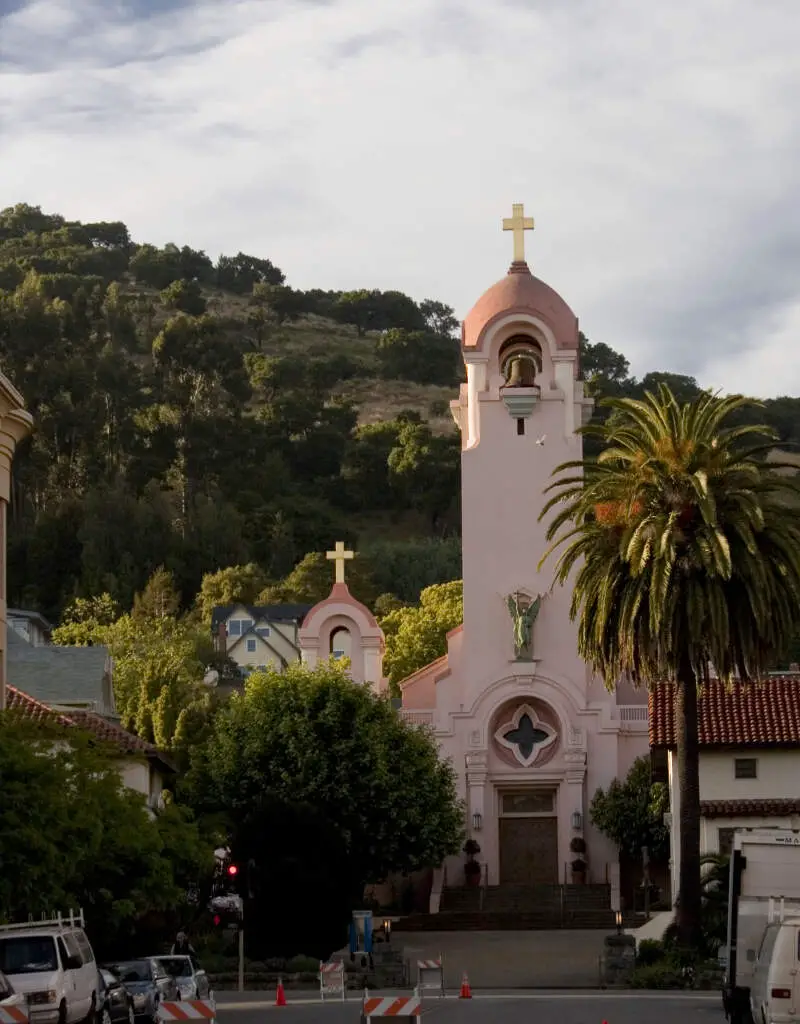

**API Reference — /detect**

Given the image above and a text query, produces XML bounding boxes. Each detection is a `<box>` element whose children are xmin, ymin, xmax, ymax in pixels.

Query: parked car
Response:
<box><xmin>106</xmin><ymin>961</ymin><xmax>177</xmax><ymax>1022</ymax></box>
<box><xmin>0</xmin><ymin>911</ymin><xmax>98</xmax><ymax>1024</ymax></box>
<box><xmin>149</xmin><ymin>959</ymin><xmax>210</xmax><ymax>1002</ymax></box>
<box><xmin>750</xmin><ymin>916</ymin><xmax>800</xmax><ymax>1024</ymax></box>
<box><xmin>96</xmin><ymin>969</ymin><xmax>134</xmax><ymax>1024</ymax></box>
<box><xmin>0</xmin><ymin>968</ymin><xmax>27</xmax><ymax>1018</ymax></box>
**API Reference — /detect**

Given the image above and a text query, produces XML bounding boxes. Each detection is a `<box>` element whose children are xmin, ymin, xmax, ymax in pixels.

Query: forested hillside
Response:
<box><xmin>2</xmin><ymin>202</ymin><xmax>799</xmax><ymax>623</ymax></box>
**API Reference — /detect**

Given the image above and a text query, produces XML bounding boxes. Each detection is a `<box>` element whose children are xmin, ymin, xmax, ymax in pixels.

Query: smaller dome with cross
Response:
<box><xmin>462</xmin><ymin>203</ymin><xmax>579</xmax><ymax>355</ymax></box>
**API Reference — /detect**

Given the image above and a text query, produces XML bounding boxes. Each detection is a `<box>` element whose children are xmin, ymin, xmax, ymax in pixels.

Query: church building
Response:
<box><xmin>398</xmin><ymin>205</ymin><xmax>650</xmax><ymax>901</ymax></box>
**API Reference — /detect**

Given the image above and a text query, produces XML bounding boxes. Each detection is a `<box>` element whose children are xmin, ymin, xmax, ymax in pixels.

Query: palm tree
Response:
<box><xmin>540</xmin><ymin>385</ymin><xmax>800</xmax><ymax>948</ymax></box>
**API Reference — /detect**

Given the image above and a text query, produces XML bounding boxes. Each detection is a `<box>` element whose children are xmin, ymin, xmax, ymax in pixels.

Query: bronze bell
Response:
<box><xmin>505</xmin><ymin>355</ymin><xmax>537</xmax><ymax>388</ymax></box>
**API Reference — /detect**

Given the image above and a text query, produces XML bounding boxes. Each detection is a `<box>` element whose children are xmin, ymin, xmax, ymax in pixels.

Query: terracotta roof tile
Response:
<box><xmin>649</xmin><ymin>677</ymin><xmax>800</xmax><ymax>748</ymax></box>
<box><xmin>5</xmin><ymin>685</ymin><xmax>174</xmax><ymax>771</ymax></box>
<box><xmin>702</xmin><ymin>799</ymin><xmax>800</xmax><ymax>818</ymax></box>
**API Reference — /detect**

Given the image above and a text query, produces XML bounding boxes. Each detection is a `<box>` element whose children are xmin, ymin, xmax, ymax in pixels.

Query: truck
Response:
<box><xmin>722</xmin><ymin>828</ymin><xmax>800</xmax><ymax>1024</ymax></box>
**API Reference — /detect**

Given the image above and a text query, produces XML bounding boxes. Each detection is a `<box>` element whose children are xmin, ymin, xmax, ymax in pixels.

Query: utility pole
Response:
<box><xmin>238</xmin><ymin>896</ymin><xmax>244</xmax><ymax>993</ymax></box>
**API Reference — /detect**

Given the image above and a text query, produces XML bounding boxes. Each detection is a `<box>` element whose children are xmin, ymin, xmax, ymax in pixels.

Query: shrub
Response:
<box><xmin>636</xmin><ymin>939</ymin><xmax>665</xmax><ymax>967</ymax></box>
<box><xmin>629</xmin><ymin>963</ymin><xmax>683</xmax><ymax>989</ymax></box>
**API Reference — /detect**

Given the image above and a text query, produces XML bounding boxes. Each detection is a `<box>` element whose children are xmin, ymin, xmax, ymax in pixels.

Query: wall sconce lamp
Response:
<box><xmin>571</xmin><ymin>811</ymin><xmax>583</xmax><ymax>831</ymax></box>
<box><xmin>615</xmin><ymin>910</ymin><xmax>623</xmax><ymax>935</ymax></box>
<box><xmin>382</xmin><ymin>918</ymin><xmax>392</xmax><ymax>942</ymax></box>
<box><xmin>472</xmin><ymin>812</ymin><xmax>483</xmax><ymax>831</ymax></box>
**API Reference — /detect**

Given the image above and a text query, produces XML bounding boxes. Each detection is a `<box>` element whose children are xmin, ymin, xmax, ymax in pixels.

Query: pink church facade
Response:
<box><xmin>397</xmin><ymin>235</ymin><xmax>650</xmax><ymax>900</ymax></box>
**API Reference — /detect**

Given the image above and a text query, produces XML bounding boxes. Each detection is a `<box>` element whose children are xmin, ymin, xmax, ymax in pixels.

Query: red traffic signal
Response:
<box><xmin>213</xmin><ymin>914</ymin><xmax>221</xmax><ymax>927</ymax></box>
<box><xmin>227</xmin><ymin>864</ymin><xmax>238</xmax><ymax>877</ymax></box>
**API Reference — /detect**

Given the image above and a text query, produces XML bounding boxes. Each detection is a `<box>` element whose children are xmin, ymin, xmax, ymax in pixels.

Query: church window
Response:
<box><xmin>501</xmin><ymin>791</ymin><xmax>554</xmax><ymax>815</ymax></box>
<box><xmin>246</xmin><ymin>638</ymin><xmax>257</xmax><ymax>653</ymax></box>
<box><xmin>502</xmin><ymin>713</ymin><xmax>550</xmax><ymax>760</ymax></box>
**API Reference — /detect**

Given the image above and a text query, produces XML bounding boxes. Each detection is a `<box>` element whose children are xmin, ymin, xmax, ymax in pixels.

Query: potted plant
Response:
<box><xmin>569</xmin><ymin>836</ymin><xmax>587</xmax><ymax>855</ymax></box>
<box><xmin>463</xmin><ymin>839</ymin><xmax>482</xmax><ymax>887</ymax></box>
<box><xmin>571</xmin><ymin>857</ymin><xmax>587</xmax><ymax>884</ymax></box>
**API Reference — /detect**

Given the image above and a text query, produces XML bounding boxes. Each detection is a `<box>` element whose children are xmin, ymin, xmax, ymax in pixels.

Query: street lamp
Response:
<box><xmin>383</xmin><ymin>918</ymin><xmax>392</xmax><ymax>942</ymax></box>
<box><xmin>615</xmin><ymin>910</ymin><xmax>623</xmax><ymax>935</ymax></box>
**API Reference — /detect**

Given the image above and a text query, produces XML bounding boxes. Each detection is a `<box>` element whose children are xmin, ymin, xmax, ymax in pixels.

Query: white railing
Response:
<box><xmin>616</xmin><ymin>705</ymin><xmax>649</xmax><ymax>728</ymax></box>
<box><xmin>399</xmin><ymin>709</ymin><xmax>435</xmax><ymax>727</ymax></box>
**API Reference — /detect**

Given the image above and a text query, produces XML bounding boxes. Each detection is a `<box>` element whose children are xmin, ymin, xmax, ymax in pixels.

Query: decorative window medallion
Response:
<box><xmin>494</xmin><ymin>704</ymin><xmax>557</xmax><ymax>767</ymax></box>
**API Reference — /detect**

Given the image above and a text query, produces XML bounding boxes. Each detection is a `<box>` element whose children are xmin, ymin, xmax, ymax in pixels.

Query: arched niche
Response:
<box><xmin>330</xmin><ymin>626</ymin><xmax>352</xmax><ymax>661</ymax></box>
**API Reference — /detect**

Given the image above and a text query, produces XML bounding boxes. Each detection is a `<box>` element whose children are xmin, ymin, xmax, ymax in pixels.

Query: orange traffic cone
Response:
<box><xmin>459</xmin><ymin>971</ymin><xmax>472</xmax><ymax>999</ymax></box>
<box><xmin>275</xmin><ymin>977</ymin><xmax>287</xmax><ymax>1006</ymax></box>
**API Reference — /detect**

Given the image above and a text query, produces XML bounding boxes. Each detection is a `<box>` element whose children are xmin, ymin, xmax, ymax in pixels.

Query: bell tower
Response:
<box><xmin>450</xmin><ymin>206</ymin><xmax>594</xmax><ymax>699</ymax></box>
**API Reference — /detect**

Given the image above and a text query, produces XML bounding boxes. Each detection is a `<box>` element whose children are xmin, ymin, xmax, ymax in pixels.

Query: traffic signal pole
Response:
<box><xmin>238</xmin><ymin>896</ymin><xmax>244</xmax><ymax>993</ymax></box>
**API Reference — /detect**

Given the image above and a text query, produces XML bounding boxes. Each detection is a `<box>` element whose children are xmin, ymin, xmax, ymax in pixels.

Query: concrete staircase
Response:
<box><xmin>393</xmin><ymin>883</ymin><xmax>616</xmax><ymax>932</ymax></box>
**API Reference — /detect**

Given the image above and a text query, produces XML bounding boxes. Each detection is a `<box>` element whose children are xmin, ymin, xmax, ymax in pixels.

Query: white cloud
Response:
<box><xmin>1</xmin><ymin>0</ymin><xmax>800</xmax><ymax>396</ymax></box>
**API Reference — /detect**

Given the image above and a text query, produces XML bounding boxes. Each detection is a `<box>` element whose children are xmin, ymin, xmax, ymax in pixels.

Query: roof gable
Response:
<box><xmin>649</xmin><ymin>677</ymin><xmax>800</xmax><ymax>749</ymax></box>
<box><xmin>211</xmin><ymin>604</ymin><xmax>313</xmax><ymax>630</ymax></box>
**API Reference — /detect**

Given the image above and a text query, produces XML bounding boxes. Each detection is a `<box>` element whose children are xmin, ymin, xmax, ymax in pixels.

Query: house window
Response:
<box><xmin>257</xmin><ymin>665</ymin><xmax>266</xmax><ymax>672</ymax></box>
<box><xmin>734</xmin><ymin>758</ymin><xmax>758</xmax><ymax>779</ymax></box>
<box><xmin>246</xmin><ymin>638</ymin><xmax>257</xmax><ymax>653</ymax></box>
<box><xmin>718</xmin><ymin>828</ymin><xmax>736</xmax><ymax>855</ymax></box>
<box><xmin>255</xmin><ymin>626</ymin><xmax>271</xmax><ymax>638</ymax></box>
<box><xmin>228</xmin><ymin>618</ymin><xmax>254</xmax><ymax>636</ymax></box>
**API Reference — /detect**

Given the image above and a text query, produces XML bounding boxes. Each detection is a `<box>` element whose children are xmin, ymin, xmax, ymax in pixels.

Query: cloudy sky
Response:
<box><xmin>2</xmin><ymin>0</ymin><xmax>799</xmax><ymax>396</ymax></box>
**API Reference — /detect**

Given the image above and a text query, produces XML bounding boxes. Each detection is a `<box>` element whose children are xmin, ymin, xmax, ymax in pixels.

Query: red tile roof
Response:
<box><xmin>649</xmin><ymin>677</ymin><xmax>800</xmax><ymax>749</ymax></box>
<box><xmin>702</xmin><ymin>799</ymin><xmax>800</xmax><ymax>818</ymax></box>
<box><xmin>5</xmin><ymin>685</ymin><xmax>174</xmax><ymax>771</ymax></box>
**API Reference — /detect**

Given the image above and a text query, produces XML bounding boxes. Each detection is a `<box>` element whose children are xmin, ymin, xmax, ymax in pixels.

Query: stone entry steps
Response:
<box><xmin>392</xmin><ymin>909</ymin><xmax>616</xmax><ymax>931</ymax></box>
<box><xmin>392</xmin><ymin>883</ymin><xmax>615</xmax><ymax>932</ymax></box>
<box><xmin>442</xmin><ymin>883</ymin><xmax>612</xmax><ymax>914</ymax></box>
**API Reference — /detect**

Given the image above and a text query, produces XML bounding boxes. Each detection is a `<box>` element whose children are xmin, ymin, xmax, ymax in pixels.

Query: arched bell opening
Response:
<box><xmin>499</xmin><ymin>335</ymin><xmax>542</xmax><ymax>388</ymax></box>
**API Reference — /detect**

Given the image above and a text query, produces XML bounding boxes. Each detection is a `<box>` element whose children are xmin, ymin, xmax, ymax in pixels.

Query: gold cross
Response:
<box><xmin>326</xmin><ymin>541</ymin><xmax>354</xmax><ymax>584</ymax></box>
<box><xmin>502</xmin><ymin>203</ymin><xmax>535</xmax><ymax>263</ymax></box>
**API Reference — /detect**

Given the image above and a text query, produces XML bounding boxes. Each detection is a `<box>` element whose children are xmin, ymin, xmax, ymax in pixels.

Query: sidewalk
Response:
<box><xmin>397</xmin><ymin>930</ymin><xmax>606</xmax><ymax>988</ymax></box>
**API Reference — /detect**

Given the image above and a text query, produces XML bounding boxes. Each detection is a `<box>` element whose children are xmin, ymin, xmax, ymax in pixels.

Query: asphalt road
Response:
<box><xmin>215</xmin><ymin>990</ymin><xmax>723</xmax><ymax>1023</ymax></box>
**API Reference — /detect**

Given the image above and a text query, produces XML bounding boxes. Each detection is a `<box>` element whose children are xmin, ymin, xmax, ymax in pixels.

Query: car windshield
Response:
<box><xmin>100</xmin><ymin>970</ymin><xmax>119</xmax><ymax>987</ymax></box>
<box><xmin>155</xmin><ymin>959</ymin><xmax>192</xmax><ymax>978</ymax></box>
<box><xmin>0</xmin><ymin>937</ymin><xmax>58</xmax><ymax>974</ymax></box>
<box><xmin>109</xmin><ymin>962</ymin><xmax>151</xmax><ymax>983</ymax></box>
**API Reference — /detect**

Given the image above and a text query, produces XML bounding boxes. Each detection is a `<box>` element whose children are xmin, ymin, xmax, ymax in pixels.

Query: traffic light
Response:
<box><xmin>213</xmin><ymin>914</ymin><xmax>222</xmax><ymax>927</ymax></box>
<box><xmin>227</xmin><ymin>864</ymin><xmax>238</xmax><ymax>878</ymax></box>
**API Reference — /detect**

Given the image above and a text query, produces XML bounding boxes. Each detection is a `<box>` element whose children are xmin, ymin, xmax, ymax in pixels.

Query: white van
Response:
<box><xmin>750</xmin><ymin>916</ymin><xmax>800</xmax><ymax>1024</ymax></box>
<box><xmin>0</xmin><ymin>912</ymin><xmax>98</xmax><ymax>1024</ymax></box>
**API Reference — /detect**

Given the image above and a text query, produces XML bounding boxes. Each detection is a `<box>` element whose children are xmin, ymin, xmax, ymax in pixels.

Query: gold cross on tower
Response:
<box><xmin>326</xmin><ymin>541</ymin><xmax>354</xmax><ymax>585</ymax></box>
<box><xmin>502</xmin><ymin>203</ymin><xmax>535</xmax><ymax>264</ymax></box>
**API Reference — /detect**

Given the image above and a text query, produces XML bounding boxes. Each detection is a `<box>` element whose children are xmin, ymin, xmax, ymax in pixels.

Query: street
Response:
<box><xmin>216</xmin><ymin>990</ymin><xmax>722</xmax><ymax>1022</ymax></box>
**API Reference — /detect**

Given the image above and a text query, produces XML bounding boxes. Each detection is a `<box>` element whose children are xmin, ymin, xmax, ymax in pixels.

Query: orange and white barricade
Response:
<box><xmin>362</xmin><ymin>994</ymin><xmax>421</xmax><ymax>1019</ymax></box>
<box><xmin>318</xmin><ymin>959</ymin><xmax>345</xmax><ymax>1001</ymax></box>
<box><xmin>416</xmin><ymin>956</ymin><xmax>445</xmax><ymax>997</ymax></box>
<box><xmin>156</xmin><ymin>1000</ymin><xmax>216</xmax><ymax>1023</ymax></box>
<box><xmin>0</xmin><ymin>1008</ymin><xmax>28</xmax><ymax>1024</ymax></box>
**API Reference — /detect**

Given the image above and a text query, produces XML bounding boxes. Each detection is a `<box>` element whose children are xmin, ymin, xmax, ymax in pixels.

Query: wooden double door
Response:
<box><xmin>498</xmin><ymin>815</ymin><xmax>559</xmax><ymax>885</ymax></box>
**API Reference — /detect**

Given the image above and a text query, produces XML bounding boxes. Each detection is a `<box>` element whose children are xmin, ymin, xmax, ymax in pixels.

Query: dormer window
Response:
<box><xmin>228</xmin><ymin>618</ymin><xmax>254</xmax><ymax>636</ymax></box>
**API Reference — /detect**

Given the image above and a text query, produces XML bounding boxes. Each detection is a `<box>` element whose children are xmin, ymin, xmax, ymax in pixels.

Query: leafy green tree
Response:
<box><xmin>259</xmin><ymin>551</ymin><xmax>376</xmax><ymax>607</ymax></box>
<box><xmin>52</xmin><ymin>593</ymin><xmax>120</xmax><ymax>645</ymax></box>
<box><xmin>186</xmin><ymin>661</ymin><xmax>463</xmax><ymax>951</ymax></box>
<box><xmin>419</xmin><ymin>299</ymin><xmax>459</xmax><ymax>337</ymax></box>
<box><xmin>216</xmin><ymin>252</ymin><xmax>284</xmax><ymax>293</ymax></box>
<box><xmin>333</xmin><ymin>289</ymin><xmax>424</xmax><ymax>336</ymax></box>
<box><xmin>0</xmin><ymin>716</ymin><xmax>214</xmax><ymax>954</ymax></box>
<box><xmin>160</xmin><ymin>279</ymin><xmax>207</xmax><ymax>316</ymax></box>
<box><xmin>132</xmin><ymin>566</ymin><xmax>181</xmax><ymax>621</ymax></box>
<box><xmin>590</xmin><ymin>755</ymin><xmax>669</xmax><ymax>860</ymax></box>
<box><xmin>376</xmin><ymin>328</ymin><xmax>460</xmax><ymax>386</ymax></box>
<box><xmin>380</xmin><ymin>579</ymin><xmax>463</xmax><ymax>688</ymax></box>
<box><xmin>541</xmin><ymin>386</ymin><xmax>800</xmax><ymax>947</ymax></box>
<box><xmin>195</xmin><ymin>563</ymin><xmax>271</xmax><ymax>625</ymax></box>
<box><xmin>388</xmin><ymin>423</ymin><xmax>460</xmax><ymax>531</ymax></box>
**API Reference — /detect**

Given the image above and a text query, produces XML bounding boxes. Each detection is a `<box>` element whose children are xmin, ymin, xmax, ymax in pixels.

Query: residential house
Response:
<box><xmin>7</xmin><ymin>608</ymin><xmax>53</xmax><ymax>647</ymax></box>
<box><xmin>649</xmin><ymin>675</ymin><xmax>800</xmax><ymax>906</ymax></box>
<box><xmin>211</xmin><ymin>603</ymin><xmax>312</xmax><ymax>678</ymax></box>
<box><xmin>6</xmin><ymin>625</ymin><xmax>116</xmax><ymax>717</ymax></box>
<box><xmin>5</xmin><ymin>685</ymin><xmax>174</xmax><ymax>811</ymax></box>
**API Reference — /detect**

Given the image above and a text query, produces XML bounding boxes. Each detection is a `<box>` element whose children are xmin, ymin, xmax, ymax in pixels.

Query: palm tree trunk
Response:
<box><xmin>674</xmin><ymin>661</ymin><xmax>702</xmax><ymax>948</ymax></box>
